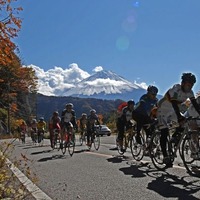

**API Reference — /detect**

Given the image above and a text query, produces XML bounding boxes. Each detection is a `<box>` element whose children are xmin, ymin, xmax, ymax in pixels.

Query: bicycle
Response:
<box><xmin>79</xmin><ymin>128</ymin><xmax>87</xmax><ymax>146</ymax></box>
<box><xmin>87</xmin><ymin>127</ymin><xmax>100</xmax><ymax>151</ymax></box>
<box><xmin>37</xmin><ymin>129</ymin><xmax>44</xmax><ymax>146</ymax></box>
<box><xmin>31</xmin><ymin>128</ymin><xmax>37</xmax><ymax>145</ymax></box>
<box><xmin>130</xmin><ymin>122</ymin><xmax>156</xmax><ymax>161</ymax></box>
<box><xmin>20</xmin><ymin>131</ymin><xmax>26</xmax><ymax>144</ymax></box>
<box><xmin>181</xmin><ymin>117</ymin><xmax>200</xmax><ymax>177</ymax></box>
<box><xmin>116</xmin><ymin>120</ymin><xmax>137</xmax><ymax>156</ymax></box>
<box><xmin>51</xmin><ymin>128</ymin><xmax>61</xmax><ymax>150</ymax></box>
<box><xmin>61</xmin><ymin>127</ymin><xmax>75</xmax><ymax>156</ymax></box>
<box><xmin>149</xmin><ymin>117</ymin><xmax>200</xmax><ymax>176</ymax></box>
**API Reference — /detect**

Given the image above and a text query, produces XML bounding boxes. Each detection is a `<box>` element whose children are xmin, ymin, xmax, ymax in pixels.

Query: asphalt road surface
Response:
<box><xmin>2</xmin><ymin>135</ymin><xmax>200</xmax><ymax>200</ymax></box>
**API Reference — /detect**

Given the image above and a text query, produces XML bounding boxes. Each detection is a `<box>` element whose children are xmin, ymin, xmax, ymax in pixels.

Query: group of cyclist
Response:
<box><xmin>49</xmin><ymin>103</ymin><xmax>100</xmax><ymax>149</ymax></box>
<box><xmin>116</xmin><ymin>72</ymin><xmax>200</xmax><ymax>168</ymax></box>
<box><xmin>17</xmin><ymin>117</ymin><xmax>47</xmax><ymax>144</ymax></box>
<box><xmin>17</xmin><ymin>72</ymin><xmax>200</xmax><ymax>169</ymax></box>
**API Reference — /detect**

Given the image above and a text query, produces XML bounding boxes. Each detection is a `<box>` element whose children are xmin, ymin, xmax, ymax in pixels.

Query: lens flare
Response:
<box><xmin>116</xmin><ymin>36</ymin><xmax>130</xmax><ymax>51</ymax></box>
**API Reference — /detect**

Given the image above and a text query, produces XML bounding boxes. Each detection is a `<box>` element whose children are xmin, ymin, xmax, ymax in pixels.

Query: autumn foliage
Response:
<box><xmin>0</xmin><ymin>0</ymin><xmax>37</xmax><ymax>127</ymax></box>
<box><xmin>0</xmin><ymin>0</ymin><xmax>23</xmax><ymax>66</ymax></box>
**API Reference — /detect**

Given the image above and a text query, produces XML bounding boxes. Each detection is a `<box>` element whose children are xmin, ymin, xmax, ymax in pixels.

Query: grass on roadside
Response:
<box><xmin>0</xmin><ymin>135</ymin><xmax>38</xmax><ymax>199</ymax></box>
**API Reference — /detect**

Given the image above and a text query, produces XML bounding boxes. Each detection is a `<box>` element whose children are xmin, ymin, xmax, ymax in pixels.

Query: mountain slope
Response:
<box><xmin>64</xmin><ymin>70</ymin><xmax>147</xmax><ymax>101</ymax></box>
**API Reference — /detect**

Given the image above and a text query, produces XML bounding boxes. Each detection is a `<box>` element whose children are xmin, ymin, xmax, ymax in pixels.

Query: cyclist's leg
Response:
<box><xmin>50</xmin><ymin>129</ymin><xmax>54</xmax><ymax>148</ymax></box>
<box><xmin>87</xmin><ymin>129</ymin><xmax>92</xmax><ymax>145</ymax></box>
<box><xmin>160</xmin><ymin>128</ymin><xmax>173</xmax><ymax>167</ymax></box>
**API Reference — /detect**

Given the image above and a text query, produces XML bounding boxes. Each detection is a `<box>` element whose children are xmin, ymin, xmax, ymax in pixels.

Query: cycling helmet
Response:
<box><xmin>32</xmin><ymin>119</ymin><xmax>37</xmax><ymax>123</ymax></box>
<box><xmin>181</xmin><ymin>73</ymin><xmax>196</xmax><ymax>84</ymax></box>
<box><xmin>90</xmin><ymin>109</ymin><xmax>96</xmax><ymax>114</ymax></box>
<box><xmin>127</xmin><ymin>99</ymin><xmax>135</xmax><ymax>106</ymax></box>
<box><xmin>66</xmin><ymin>103</ymin><xmax>73</xmax><ymax>108</ymax></box>
<box><xmin>82</xmin><ymin>113</ymin><xmax>87</xmax><ymax>117</ymax></box>
<box><xmin>39</xmin><ymin>117</ymin><xmax>44</xmax><ymax>121</ymax></box>
<box><xmin>53</xmin><ymin>111</ymin><xmax>59</xmax><ymax>116</ymax></box>
<box><xmin>147</xmin><ymin>85</ymin><xmax>158</xmax><ymax>95</ymax></box>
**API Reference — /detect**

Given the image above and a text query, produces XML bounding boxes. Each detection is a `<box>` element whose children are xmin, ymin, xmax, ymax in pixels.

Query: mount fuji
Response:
<box><xmin>65</xmin><ymin>70</ymin><xmax>147</xmax><ymax>101</ymax></box>
<box><xmin>28</xmin><ymin>64</ymin><xmax>149</xmax><ymax>102</ymax></box>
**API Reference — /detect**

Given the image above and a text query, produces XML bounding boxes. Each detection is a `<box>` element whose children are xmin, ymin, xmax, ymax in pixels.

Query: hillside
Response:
<box><xmin>36</xmin><ymin>93</ymin><xmax>124</xmax><ymax>121</ymax></box>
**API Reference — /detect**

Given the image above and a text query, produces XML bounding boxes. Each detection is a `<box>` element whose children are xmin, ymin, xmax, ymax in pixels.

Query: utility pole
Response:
<box><xmin>7</xmin><ymin>82</ymin><xmax>10</xmax><ymax>134</ymax></box>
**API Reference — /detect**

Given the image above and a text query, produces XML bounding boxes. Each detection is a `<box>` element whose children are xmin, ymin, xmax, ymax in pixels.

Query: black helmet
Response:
<box><xmin>127</xmin><ymin>99</ymin><xmax>135</xmax><ymax>106</ymax></box>
<box><xmin>181</xmin><ymin>73</ymin><xmax>196</xmax><ymax>84</ymax></box>
<box><xmin>147</xmin><ymin>85</ymin><xmax>158</xmax><ymax>95</ymax></box>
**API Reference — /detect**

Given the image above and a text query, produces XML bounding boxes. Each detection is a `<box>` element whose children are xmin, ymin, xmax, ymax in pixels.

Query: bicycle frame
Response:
<box><xmin>149</xmin><ymin>117</ymin><xmax>200</xmax><ymax>173</ymax></box>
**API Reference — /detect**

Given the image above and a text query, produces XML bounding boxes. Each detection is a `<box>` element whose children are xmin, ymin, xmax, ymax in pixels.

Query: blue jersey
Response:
<box><xmin>134</xmin><ymin>94</ymin><xmax>158</xmax><ymax>116</ymax></box>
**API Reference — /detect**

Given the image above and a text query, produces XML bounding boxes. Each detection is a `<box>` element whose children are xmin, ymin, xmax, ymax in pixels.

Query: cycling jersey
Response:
<box><xmin>87</xmin><ymin>114</ymin><xmax>99</xmax><ymax>130</ymax></box>
<box><xmin>157</xmin><ymin>84</ymin><xmax>195</xmax><ymax>128</ymax></box>
<box><xmin>37</xmin><ymin>121</ymin><xmax>46</xmax><ymax>130</ymax></box>
<box><xmin>184</xmin><ymin>96</ymin><xmax>200</xmax><ymax>126</ymax></box>
<box><xmin>80</xmin><ymin>117</ymin><xmax>87</xmax><ymax>130</ymax></box>
<box><xmin>49</xmin><ymin>116</ymin><xmax>61</xmax><ymax>129</ymax></box>
<box><xmin>134</xmin><ymin>94</ymin><xmax>158</xmax><ymax>116</ymax></box>
<box><xmin>61</xmin><ymin>109</ymin><xmax>77</xmax><ymax>128</ymax></box>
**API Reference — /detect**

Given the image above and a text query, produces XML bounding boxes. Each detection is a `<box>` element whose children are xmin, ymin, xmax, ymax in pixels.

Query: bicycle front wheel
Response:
<box><xmin>93</xmin><ymin>134</ymin><xmax>100</xmax><ymax>150</ymax></box>
<box><xmin>149</xmin><ymin>131</ymin><xmax>168</xmax><ymax>170</ymax></box>
<box><xmin>130</xmin><ymin>134</ymin><xmax>144</xmax><ymax>161</ymax></box>
<box><xmin>68</xmin><ymin>134</ymin><xmax>75</xmax><ymax>156</ymax></box>
<box><xmin>182</xmin><ymin>133</ymin><xmax>200</xmax><ymax>177</ymax></box>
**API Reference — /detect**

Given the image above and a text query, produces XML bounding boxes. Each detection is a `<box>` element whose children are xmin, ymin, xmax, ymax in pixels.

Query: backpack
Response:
<box><xmin>117</xmin><ymin>102</ymin><xmax>128</xmax><ymax>117</ymax></box>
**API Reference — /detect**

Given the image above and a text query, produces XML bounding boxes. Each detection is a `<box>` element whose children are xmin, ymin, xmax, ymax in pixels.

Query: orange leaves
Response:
<box><xmin>0</xmin><ymin>0</ymin><xmax>23</xmax><ymax>66</ymax></box>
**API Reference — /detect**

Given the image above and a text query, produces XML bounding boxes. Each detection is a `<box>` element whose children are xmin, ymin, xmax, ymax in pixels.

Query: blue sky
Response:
<box><xmin>15</xmin><ymin>0</ymin><xmax>200</xmax><ymax>95</ymax></box>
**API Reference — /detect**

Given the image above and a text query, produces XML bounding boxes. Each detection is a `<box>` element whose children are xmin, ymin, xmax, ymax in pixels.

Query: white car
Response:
<box><xmin>95</xmin><ymin>125</ymin><xmax>111</xmax><ymax>136</ymax></box>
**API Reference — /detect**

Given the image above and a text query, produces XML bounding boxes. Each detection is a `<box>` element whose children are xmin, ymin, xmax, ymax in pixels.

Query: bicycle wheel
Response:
<box><xmin>79</xmin><ymin>133</ymin><xmax>83</xmax><ymax>146</ymax></box>
<box><xmin>61</xmin><ymin>141</ymin><xmax>67</xmax><ymax>155</ymax></box>
<box><xmin>93</xmin><ymin>133</ymin><xmax>100</xmax><ymax>150</ymax></box>
<box><xmin>130</xmin><ymin>133</ymin><xmax>144</xmax><ymax>161</ymax></box>
<box><xmin>68</xmin><ymin>133</ymin><xmax>75</xmax><ymax>156</ymax></box>
<box><xmin>182</xmin><ymin>133</ymin><xmax>200</xmax><ymax>177</ymax></box>
<box><xmin>149</xmin><ymin>131</ymin><xmax>169</xmax><ymax>170</ymax></box>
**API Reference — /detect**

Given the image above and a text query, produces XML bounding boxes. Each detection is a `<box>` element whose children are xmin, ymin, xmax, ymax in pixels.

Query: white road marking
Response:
<box><xmin>1</xmin><ymin>152</ymin><xmax>53</xmax><ymax>200</ymax></box>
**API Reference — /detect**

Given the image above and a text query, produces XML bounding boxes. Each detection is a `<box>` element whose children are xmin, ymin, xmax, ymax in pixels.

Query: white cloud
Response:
<box><xmin>134</xmin><ymin>80</ymin><xmax>148</xmax><ymax>90</ymax></box>
<box><xmin>93</xmin><ymin>66</ymin><xmax>103</xmax><ymax>72</ymax></box>
<box><xmin>26</xmin><ymin>63</ymin><xmax>90</xmax><ymax>95</ymax></box>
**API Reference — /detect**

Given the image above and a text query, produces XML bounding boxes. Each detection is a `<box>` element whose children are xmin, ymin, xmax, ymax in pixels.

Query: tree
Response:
<box><xmin>0</xmin><ymin>0</ymin><xmax>23</xmax><ymax>66</ymax></box>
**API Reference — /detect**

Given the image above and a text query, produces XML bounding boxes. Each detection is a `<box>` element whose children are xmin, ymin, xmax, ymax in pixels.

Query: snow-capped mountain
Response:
<box><xmin>27</xmin><ymin>63</ymin><xmax>148</xmax><ymax>101</ymax></box>
<box><xmin>65</xmin><ymin>70</ymin><xmax>146</xmax><ymax>101</ymax></box>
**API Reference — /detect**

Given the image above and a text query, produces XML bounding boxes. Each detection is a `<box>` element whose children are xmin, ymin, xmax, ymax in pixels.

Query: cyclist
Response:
<box><xmin>19</xmin><ymin>120</ymin><xmax>27</xmax><ymax>143</ymax></box>
<box><xmin>60</xmin><ymin>103</ymin><xmax>77</xmax><ymax>148</ymax></box>
<box><xmin>30</xmin><ymin>119</ymin><xmax>37</xmax><ymax>143</ymax></box>
<box><xmin>184</xmin><ymin>95</ymin><xmax>200</xmax><ymax>158</ymax></box>
<box><xmin>86</xmin><ymin>109</ymin><xmax>100</xmax><ymax>146</ymax></box>
<box><xmin>132</xmin><ymin>85</ymin><xmax>158</xmax><ymax>144</ymax></box>
<box><xmin>79</xmin><ymin>113</ymin><xmax>87</xmax><ymax>138</ymax></box>
<box><xmin>116</xmin><ymin>99</ymin><xmax>135</xmax><ymax>151</ymax></box>
<box><xmin>157</xmin><ymin>72</ymin><xmax>200</xmax><ymax>167</ymax></box>
<box><xmin>37</xmin><ymin>117</ymin><xmax>46</xmax><ymax>144</ymax></box>
<box><xmin>49</xmin><ymin>111</ymin><xmax>61</xmax><ymax>148</ymax></box>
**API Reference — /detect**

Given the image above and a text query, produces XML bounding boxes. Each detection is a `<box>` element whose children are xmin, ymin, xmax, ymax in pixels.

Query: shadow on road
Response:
<box><xmin>31</xmin><ymin>150</ymin><xmax>53</xmax><ymax>155</ymax></box>
<box><xmin>147</xmin><ymin>173</ymin><xmax>200</xmax><ymax>200</ymax></box>
<box><xmin>107</xmin><ymin>155</ymin><xmax>131</xmax><ymax>164</ymax></box>
<box><xmin>117</xmin><ymin>159</ymin><xmax>200</xmax><ymax>199</ymax></box>
<box><xmin>37</xmin><ymin>154</ymin><xmax>68</xmax><ymax>162</ymax></box>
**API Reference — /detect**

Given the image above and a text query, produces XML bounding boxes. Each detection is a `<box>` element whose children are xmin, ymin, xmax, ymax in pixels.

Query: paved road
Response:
<box><xmin>2</xmin><ymin>136</ymin><xmax>200</xmax><ymax>200</ymax></box>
